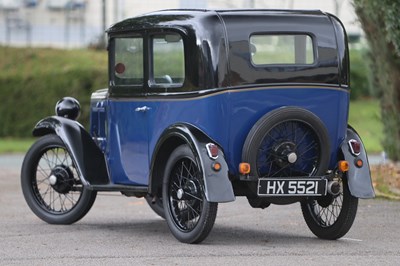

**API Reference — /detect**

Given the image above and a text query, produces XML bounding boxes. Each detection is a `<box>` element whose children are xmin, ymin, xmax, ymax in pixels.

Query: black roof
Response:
<box><xmin>107</xmin><ymin>9</ymin><xmax>331</xmax><ymax>33</ymax></box>
<box><xmin>107</xmin><ymin>9</ymin><xmax>349</xmax><ymax>89</ymax></box>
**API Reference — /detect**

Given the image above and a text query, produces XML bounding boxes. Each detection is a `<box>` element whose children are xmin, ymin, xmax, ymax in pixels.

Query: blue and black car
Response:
<box><xmin>21</xmin><ymin>9</ymin><xmax>375</xmax><ymax>244</ymax></box>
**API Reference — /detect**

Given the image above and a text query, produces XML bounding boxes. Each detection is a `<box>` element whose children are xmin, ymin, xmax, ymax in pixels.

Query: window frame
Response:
<box><xmin>109</xmin><ymin>33</ymin><xmax>147</xmax><ymax>97</ymax></box>
<box><xmin>148</xmin><ymin>31</ymin><xmax>186</xmax><ymax>93</ymax></box>
<box><xmin>249</xmin><ymin>32</ymin><xmax>318</xmax><ymax>67</ymax></box>
<box><xmin>109</xmin><ymin>30</ymin><xmax>187</xmax><ymax>97</ymax></box>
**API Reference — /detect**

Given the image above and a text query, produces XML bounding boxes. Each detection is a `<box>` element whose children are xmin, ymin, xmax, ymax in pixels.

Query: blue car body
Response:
<box><xmin>96</xmin><ymin>86</ymin><xmax>349</xmax><ymax>186</ymax></box>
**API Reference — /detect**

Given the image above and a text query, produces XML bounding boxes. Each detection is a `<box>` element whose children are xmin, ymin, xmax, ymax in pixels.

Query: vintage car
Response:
<box><xmin>21</xmin><ymin>9</ymin><xmax>375</xmax><ymax>244</ymax></box>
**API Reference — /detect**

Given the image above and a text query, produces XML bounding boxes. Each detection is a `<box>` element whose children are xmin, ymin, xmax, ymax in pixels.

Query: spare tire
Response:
<box><xmin>242</xmin><ymin>107</ymin><xmax>330</xmax><ymax>179</ymax></box>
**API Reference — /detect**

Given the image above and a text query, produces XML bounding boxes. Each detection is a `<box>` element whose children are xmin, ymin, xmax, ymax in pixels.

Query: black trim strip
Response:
<box><xmin>89</xmin><ymin>184</ymin><xmax>148</xmax><ymax>192</ymax></box>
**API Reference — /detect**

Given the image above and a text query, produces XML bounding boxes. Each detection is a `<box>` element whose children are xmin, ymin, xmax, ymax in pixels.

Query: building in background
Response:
<box><xmin>0</xmin><ymin>0</ymin><xmax>361</xmax><ymax>48</ymax></box>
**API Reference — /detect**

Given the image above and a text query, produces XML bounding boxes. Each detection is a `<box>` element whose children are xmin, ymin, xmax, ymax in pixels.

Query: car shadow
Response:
<box><xmin>75</xmin><ymin>218</ymin><xmax>348</xmax><ymax>246</ymax></box>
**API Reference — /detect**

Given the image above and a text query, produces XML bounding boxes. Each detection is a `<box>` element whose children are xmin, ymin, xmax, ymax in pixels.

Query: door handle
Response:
<box><xmin>135</xmin><ymin>106</ymin><xmax>151</xmax><ymax>112</ymax></box>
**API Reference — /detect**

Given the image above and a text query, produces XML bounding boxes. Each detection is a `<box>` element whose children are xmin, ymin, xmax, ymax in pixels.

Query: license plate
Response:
<box><xmin>257</xmin><ymin>178</ymin><xmax>327</xmax><ymax>196</ymax></box>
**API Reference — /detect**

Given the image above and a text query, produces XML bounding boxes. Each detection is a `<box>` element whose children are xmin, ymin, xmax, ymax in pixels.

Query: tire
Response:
<box><xmin>21</xmin><ymin>134</ymin><xmax>97</xmax><ymax>224</ymax></box>
<box><xmin>145</xmin><ymin>195</ymin><xmax>165</xmax><ymax>219</ymax></box>
<box><xmin>301</xmin><ymin>175</ymin><xmax>358</xmax><ymax>240</ymax></box>
<box><xmin>242</xmin><ymin>107</ymin><xmax>331</xmax><ymax>204</ymax></box>
<box><xmin>242</xmin><ymin>107</ymin><xmax>330</xmax><ymax>179</ymax></box>
<box><xmin>163</xmin><ymin>145</ymin><xmax>218</xmax><ymax>244</ymax></box>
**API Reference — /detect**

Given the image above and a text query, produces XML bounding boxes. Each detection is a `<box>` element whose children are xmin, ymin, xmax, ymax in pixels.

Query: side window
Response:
<box><xmin>250</xmin><ymin>34</ymin><xmax>315</xmax><ymax>65</ymax></box>
<box><xmin>152</xmin><ymin>33</ymin><xmax>185</xmax><ymax>87</ymax></box>
<box><xmin>114</xmin><ymin>37</ymin><xmax>143</xmax><ymax>86</ymax></box>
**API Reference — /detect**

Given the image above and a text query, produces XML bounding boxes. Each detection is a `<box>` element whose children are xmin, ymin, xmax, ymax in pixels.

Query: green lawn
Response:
<box><xmin>349</xmin><ymin>99</ymin><xmax>382</xmax><ymax>154</ymax></box>
<box><xmin>0</xmin><ymin>99</ymin><xmax>383</xmax><ymax>154</ymax></box>
<box><xmin>0</xmin><ymin>138</ymin><xmax>35</xmax><ymax>154</ymax></box>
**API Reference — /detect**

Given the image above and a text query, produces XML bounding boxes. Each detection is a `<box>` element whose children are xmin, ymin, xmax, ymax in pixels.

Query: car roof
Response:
<box><xmin>107</xmin><ymin>9</ymin><xmax>330</xmax><ymax>33</ymax></box>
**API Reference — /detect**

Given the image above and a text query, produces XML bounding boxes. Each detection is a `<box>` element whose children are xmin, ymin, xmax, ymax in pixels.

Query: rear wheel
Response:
<box><xmin>301</xmin><ymin>175</ymin><xmax>358</xmax><ymax>239</ymax></box>
<box><xmin>145</xmin><ymin>195</ymin><xmax>165</xmax><ymax>219</ymax></box>
<box><xmin>21</xmin><ymin>135</ymin><xmax>97</xmax><ymax>224</ymax></box>
<box><xmin>163</xmin><ymin>145</ymin><xmax>218</xmax><ymax>244</ymax></box>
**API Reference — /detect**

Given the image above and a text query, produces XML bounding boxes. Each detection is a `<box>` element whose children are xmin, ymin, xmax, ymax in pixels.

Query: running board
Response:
<box><xmin>88</xmin><ymin>184</ymin><xmax>148</xmax><ymax>193</ymax></box>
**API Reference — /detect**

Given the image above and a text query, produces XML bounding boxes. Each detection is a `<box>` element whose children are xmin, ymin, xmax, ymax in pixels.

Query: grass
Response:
<box><xmin>349</xmin><ymin>98</ymin><xmax>383</xmax><ymax>154</ymax></box>
<box><xmin>0</xmin><ymin>138</ymin><xmax>35</xmax><ymax>154</ymax></box>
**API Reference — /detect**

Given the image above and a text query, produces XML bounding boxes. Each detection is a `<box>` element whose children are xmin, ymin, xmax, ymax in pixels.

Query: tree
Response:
<box><xmin>353</xmin><ymin>0</ymin><xmax>400</xmax><ymax>160</ymax></box>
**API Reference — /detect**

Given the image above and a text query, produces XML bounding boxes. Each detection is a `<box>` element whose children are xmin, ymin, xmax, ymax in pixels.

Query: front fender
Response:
<box><xmin>33</xmin><ymin>116</ymin><xmax>109</xmax><ymax>186</ymax></box>
<box><xmin>341</xmin><ymin>126</ymin><xmax>375</xmax><ymax>199</ymax></box>
<box><xmin>150</xmin><ymin>123</ymin><xmax>235</xmax><ymax>203</ymax></box>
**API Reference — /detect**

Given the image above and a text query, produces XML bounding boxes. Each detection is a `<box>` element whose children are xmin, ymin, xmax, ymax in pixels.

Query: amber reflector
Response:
<box><xmin>212</xmin><ymin>162</ymin><xmax>221</xmax><ymax>171</ymax></box>
<box><xmin>239</xmin><ymin>163</ymin><xmax>251</xmax><ymax>175</ymax></box>
<box><xmin>355</xmin><ymin>159</ymin><xmax>363</xmax><ymax>168</ymax></box>
<box><xmin>338</xmin><ymin>160</ymin><xmax>349</xmax><ymax>172</ymax></box>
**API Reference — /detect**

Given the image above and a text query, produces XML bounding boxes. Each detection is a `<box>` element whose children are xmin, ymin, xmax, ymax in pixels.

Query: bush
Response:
<box><xmin>0</xmin><ymin>47</ymin><xmax>107</xmax><ymax>137</ymax></box>
<box><xmin>349</xmin><ymin>48</ymin><xmax>374</xmax><ymax>100</ymax></box>
<box><xmin>0</xmin><ymin>46</ymin><xmax>375</xmax><ymax>137</ymax></box>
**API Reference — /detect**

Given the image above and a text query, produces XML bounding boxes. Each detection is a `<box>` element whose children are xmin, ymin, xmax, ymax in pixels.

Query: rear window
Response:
<box><xmin>250</xmin><ymin>34</ymin><xmax>315</xmax><ymax>65</ymax></box>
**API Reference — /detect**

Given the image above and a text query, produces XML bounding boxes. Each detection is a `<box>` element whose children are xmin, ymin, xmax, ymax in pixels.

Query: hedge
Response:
<box><xmin>0</xmin><ymin>47</ymin><xmax>107</xmax><ymax>137</ymax></box>
<box><xmin>0</xmin><ymin>46</ymin><xmax>372</xmax><ymax>138</ymax></box>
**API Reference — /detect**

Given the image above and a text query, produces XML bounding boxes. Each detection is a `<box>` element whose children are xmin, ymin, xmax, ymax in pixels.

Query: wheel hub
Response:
<box><xmin>287</xmin><ymin>152</ymin><xmax>298</xmax><ymax>164</ymax></box>
<box><xmin>274</xmin><ymin>141</ymin><xmax>297</xmax><ymax>166</ymax></box>
<box><xmin>49</xmin><ymin>165</ymin><xmax>74</xmax><ymax>194</ymax></box>
<box><xmin>177</xmin><ymin>188</ymin><xmax>184</xmax><ymax>200</ymax></box>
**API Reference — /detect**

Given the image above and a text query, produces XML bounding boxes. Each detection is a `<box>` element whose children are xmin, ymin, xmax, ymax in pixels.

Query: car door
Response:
<box><xmin>106</xmin><ymin>35</ymin><xmax>150</xmax><ymax>186</ymax></box>
<box><xmin>106</xmin><ymin>32</ymin><xmax>186</xmax><ymax>186</ymax></box>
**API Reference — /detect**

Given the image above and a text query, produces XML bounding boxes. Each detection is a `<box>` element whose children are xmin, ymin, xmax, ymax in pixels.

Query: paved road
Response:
<box><xmin>1</xmin><ymin>154</ymin><xmax>399</xmax><ymax>265</ymax></box>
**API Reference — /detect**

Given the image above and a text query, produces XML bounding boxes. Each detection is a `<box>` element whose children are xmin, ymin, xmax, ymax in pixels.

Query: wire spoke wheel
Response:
<box><xmin>301</xmin><ymin>175</ymin><xmax>358</xmax><ymax>239</ymax></box>
<box><xmin>21</xmin><ymin>135</ymin><xmax>96</xmax><ymax>224</ymax></box>
<box><xmin>33</xmin><ymin>146</ymin><xmax>82</xmax><ymax>213</ymax></box>
<box><xmin>163</xmin><ymin>145</ymin><xmax>217</xmax><ymax>244</ymax></box>
<box><xmin>242</xmin><ymin>107</ymin><xmax>331</xmax><ymax>206</ymax></box>
<box><xmin>243</xmin><ymin>107</ymin><xmax>330</xmax><ymax>181</ymax></box>
<box><xmin>168</xmin><ymin>158</ymin><xmax>203</xmax><ymax>231</ymax></box>
<box><xmin>257</xmin><ymin>120</ymin><xmax>321</xmax><ymax>178</ymax></box>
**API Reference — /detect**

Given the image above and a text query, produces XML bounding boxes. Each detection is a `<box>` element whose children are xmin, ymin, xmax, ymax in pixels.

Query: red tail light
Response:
<box><xmin>206</xmin><ymin>143</ymin><xmax>219</xmax><ymax>159</ymax></box>
<box><xmin>348</xmin><ymin>139</ymin><xmax>361</xmax><ymax>156</ymax></box>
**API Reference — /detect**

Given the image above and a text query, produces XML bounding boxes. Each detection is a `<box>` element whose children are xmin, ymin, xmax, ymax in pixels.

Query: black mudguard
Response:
<box><xmin>150</xmin><ymin>123</ymin><xmax>235</xmax><ymax>203</ymax></box>
<box><xmin>33</xmin><ymin>116</ymin><xmax>109</xmax><ymax>186</ymax></box>
<box><xmin>341</xmin><ymin>126</ymin><xmax>375</xmax><ymax>199</ymax></box>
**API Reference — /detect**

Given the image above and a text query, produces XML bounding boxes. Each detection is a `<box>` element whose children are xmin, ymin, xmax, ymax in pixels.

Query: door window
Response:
<box><xmin>114</xmin><ymin>37</ymin><xmax>144</xmax><ymax>86</ymax></box>
<box><xmin>152</xmin><ymin>33</ymin><xmax>185</xmax><ymax>87</ymax></box>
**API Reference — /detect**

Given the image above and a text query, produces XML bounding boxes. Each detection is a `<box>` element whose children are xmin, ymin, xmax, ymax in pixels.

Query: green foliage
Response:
<box><xmin>349</xmin><ymin>99</ymin><xmax>382</xmax><ymax>153</ymax></box>
<box><xmin>349</xmin><ymin>48</ymin><xmax>374</xmax><ymax>99</ymax></box>
<box><xmin>354</xmin><ymin>0</ymin><xmax>400</xmax><ymax>160</ymax></box>
<box><xmin>0</xmin><ymin>138</ymin><xmax>34</xmax><ymax>154</ymax></box>
<box><xmin>0</xmin><ymin>46</ymin><xmax>107</xmax><ymax>137</ymax></box>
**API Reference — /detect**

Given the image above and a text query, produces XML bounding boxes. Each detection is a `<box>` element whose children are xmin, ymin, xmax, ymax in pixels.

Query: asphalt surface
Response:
<box><xmin>1</xmin><ymin>154</ymin><xmax>400</xmax><ymax>265</ymax></box>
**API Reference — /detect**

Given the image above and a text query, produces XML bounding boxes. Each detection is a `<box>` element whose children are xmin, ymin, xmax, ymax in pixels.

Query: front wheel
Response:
<box><xmin>21</xmin><ymin>134</ymin><xmax>97</xmax><ymax>224</ymax></box>
<box><xmin>301</xmin><ymin>175</ymin><xmax>358</xmax><ymax>239</ymax></box>
<box><xmin>163</xmin><ymin>145</ymin><xmax>218</xmax><ymax>244</ymax></box>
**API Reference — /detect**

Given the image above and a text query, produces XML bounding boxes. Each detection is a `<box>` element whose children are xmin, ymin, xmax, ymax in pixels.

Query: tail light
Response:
<box><xmin>206</xmin><ymin>143</ymin><xmax>219</xmax><ymax>159</ymax></box>
<box><xmin>348</xmin><ymin>139</ymin><xmax>361</xmax><ymax>156</ymax></box>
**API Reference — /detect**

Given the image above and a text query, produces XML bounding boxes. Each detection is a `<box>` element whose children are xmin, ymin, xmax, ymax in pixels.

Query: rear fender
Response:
<box><xmin>340</xmin><ymin>126</ymin><xmax>375</xmax><ymax>198</ymax></box>
<box><xmin>33</xmin><ymin>116</ymin><xmax>109</xmax><ymax>186</ymax></box>
<box><xmin>150</xmin><ymin>123</ymin><xmax>235</xmax><ymax>203</ymax></box>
